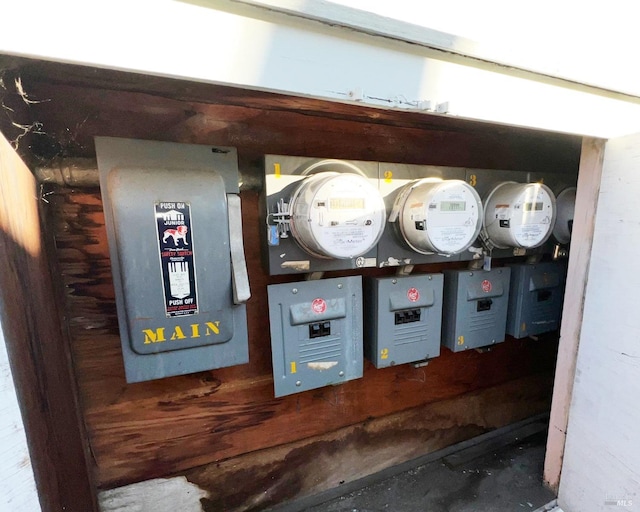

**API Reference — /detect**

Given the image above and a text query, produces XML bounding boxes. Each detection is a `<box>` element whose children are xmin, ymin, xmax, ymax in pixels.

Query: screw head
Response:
<box><xmin>295</xmin><ymin>380</ymin><xmax>301</xmax><ymax>386</ymax></box>
<box><xmin>339</xmin><ymin>371</ymin><xmax>345</xmax><ymax>377</ymax></box>
<box><xmin>337</xmin><ymin>283</ymin><xmax>343</xmax><ymax>289</ymax></box>
<box><xmin>292</xmin><ymin>288</ymin><xmax>298</xmax><ymax>294</ymax></box>
<box><xmin>391</xmin><ymin>279</ymin><xmax>397</xmax><ymax>285</ymax></box>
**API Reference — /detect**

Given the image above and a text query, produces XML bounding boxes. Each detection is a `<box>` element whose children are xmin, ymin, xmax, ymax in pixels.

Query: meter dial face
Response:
<box><xmin>483</xmin><ymin>182</ymin><xmax>556</xmax><ymax>249</ymax></box>
<box><xmin>397</xmin><ymin>179</ymin><xmax>483</xmax><ymax>255</ymax></box>
<box><xmin>289</xmin><ymin>172</ymin><xmax>386</xmax><ymax>259</ymax></box>
<box><xmin>553</xmin><ymin>187</ymin><xmax>576</xmax><ymax>244</ymax></box>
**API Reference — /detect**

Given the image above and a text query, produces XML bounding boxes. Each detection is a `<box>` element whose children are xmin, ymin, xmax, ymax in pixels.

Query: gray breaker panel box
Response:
<box><xmin>442</xmin><ymin>268</ymin><xmax>511</xmax><ymax>352</ymax></box>
<box><xmin>268</xmin><ymin>276</ymin><xmax>363</xmax><ymax>397</ymax></box>
<box><xmin>364</xmin><ymin>274</ymin><xmax>444</xmax><ymax>368</ymax></box>
<box><xmin>96</xmin><ymin>137</ymin><xmax>249</xmax><ymax>383</ymax></box>
<box><xmin>506</xmin><ymin>261</ymin><xmax>567</xmax><ymax>338</ymax></box>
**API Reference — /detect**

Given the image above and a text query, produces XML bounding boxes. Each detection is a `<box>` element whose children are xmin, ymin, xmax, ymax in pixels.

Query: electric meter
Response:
<box><xmin>482</xmin><ymin>181</ymin><xmax>556</xmax><ymax>249</ymax></box>
<box><xmin>392</xmin><ymin>178</ymin><xmax>483</xmax><ymax>255</ymax></box>
<box><xmin>288</xmin><ymin>172</ymin><xmax>386</xmax><ymax>259</ymax></box>
<box><xmin>553</xmin><ymin>187</ymin><xmax>576</xmax><ymax>244</ymax></box>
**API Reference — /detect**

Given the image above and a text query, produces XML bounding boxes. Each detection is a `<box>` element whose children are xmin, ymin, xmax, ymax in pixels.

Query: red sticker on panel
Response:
<box><xmin>407</xmin><ymin>287</ymin><xmax>420</xmax><ymax>302</ymax></box>
<box><xmin>311</xmin><ymin>298</ymin><xmax>327</xmax><ymax>314</ymax></box>
<box><xmin>481</xmin><ymin>279</ymin><xmax>492</xmax><ymax>293</ymax></box>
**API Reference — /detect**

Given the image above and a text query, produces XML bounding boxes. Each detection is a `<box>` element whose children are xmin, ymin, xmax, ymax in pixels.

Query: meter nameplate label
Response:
<box><xmin>495</xmin><ymin>204</ymin><xmax>510</xmax><ymax>220</ymax></box>
<box><xmin>513</xmin><ymin>223</ymin><xmax>547</xmax><ymax>246</ymax></box>
<box><xmin>428</xmin><ymin>225</ymin><xmax>476</xmax><ymax>252</ymax></box>
<box><xmin>155</xmin><ymin>201</ymin><xmax>199</xmax><ymax>317</ymax></box>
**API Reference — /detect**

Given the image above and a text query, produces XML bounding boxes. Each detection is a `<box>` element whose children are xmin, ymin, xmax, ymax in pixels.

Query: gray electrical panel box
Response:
<box><xmin>96</xmin><ymin>137</ymin><xmax>250</xmax><ymax>383</ymax></box>
<box><xmin>267</xmin><ymin>276</ymin><xmax>363</xmax><ymax>397</ymax></box>
<box><xmin>506</xmin><ymin>261</ymin><xmax>567</xmax><ymax>338</ymax></box>
<box><xmin>442</xmin><ymin>268</ymin><xmax>511</xmax><ymax>352</ymax></box>
<box><xmin>364</xmin><ymin>274</ymin><xmax>444</xmax><ymax>368</ymax></box>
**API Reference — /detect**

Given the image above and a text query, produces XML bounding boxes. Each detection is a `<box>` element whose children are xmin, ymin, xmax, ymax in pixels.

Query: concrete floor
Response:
<box><xmin>273</xmin><ymin>417</ymin><xmax>556</xmax><ymax>512</ymax></box>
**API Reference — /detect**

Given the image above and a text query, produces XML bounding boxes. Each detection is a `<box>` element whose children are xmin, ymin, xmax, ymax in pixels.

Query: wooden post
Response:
<box><xmin>0</xmin><ymin>131</ymin><xmax>97</xmax><ymax>511</ymax></box>
<box><xmin>543</xmin><ymin>136</ymin><xmax>605</xmax><ymax>492</ymax></box>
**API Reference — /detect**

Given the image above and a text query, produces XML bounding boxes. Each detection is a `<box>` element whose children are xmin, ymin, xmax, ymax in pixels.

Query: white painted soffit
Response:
<box><xmin>0</xmin><ymin>0</ymin><xmax>639</xmax><ymax>138</ymax></box>
<box><xmin>237</xmin><ymin>0</ymin><xmax>640</xmax><ymax>100</ymax></box>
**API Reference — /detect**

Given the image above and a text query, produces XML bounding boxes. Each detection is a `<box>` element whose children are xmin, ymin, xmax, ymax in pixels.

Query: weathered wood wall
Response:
<box><xmin>1</xmin><ymin>59</ymin><xmax>581</xmax><ymax>510</ymax></box>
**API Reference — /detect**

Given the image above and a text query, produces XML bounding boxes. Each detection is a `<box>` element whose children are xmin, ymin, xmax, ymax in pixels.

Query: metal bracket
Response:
<box><xmin>305</xmin><ymin>271</ymin><xmax>325</xmax><ymax>281</ymax></box>
<box><xmin>266</xmin><ymin>197</ymin><xmax>291</xmax><ymax>242</ymax></box>
<box><xmin>479</xmin><ymin>230</ymin><xmax>496</xmax><ymax>253</ymax></box>
<box><xmin>396</xmin><ymin>264</ymin><xmax>415</xmax><ymax>277</ymax></box>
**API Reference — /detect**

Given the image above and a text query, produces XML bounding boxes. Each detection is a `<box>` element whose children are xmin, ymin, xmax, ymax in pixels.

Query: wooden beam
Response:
<box><xmin>544</xmin><ymin>136</ymin><xmax>605</xmax><ymax>492</ymax></box>
<box><xmin>0</xmin><ymin>131</ymin><xmax>97</xmax><ymax>511</ymax></box>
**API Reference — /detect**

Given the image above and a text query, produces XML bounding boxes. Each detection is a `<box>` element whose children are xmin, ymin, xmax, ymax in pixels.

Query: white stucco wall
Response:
<box><xmin>558</xmin><ymin>132</ymin><xmax>640</xmax><ymax>511</ymax></box>
<box><xmin>0</xmin><ymin>322</ymin><xmax>41</xmax><ymax>512</ymax></box>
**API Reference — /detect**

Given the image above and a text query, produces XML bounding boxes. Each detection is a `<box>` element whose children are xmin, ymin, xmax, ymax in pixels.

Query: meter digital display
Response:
<box><xmin>440</xmin><ymin>201</ymin><xmax>466</xmax><ymax>212</ymax></box>
<box><xmin>330</xmin><ymin>197</ymin><xmax>366</xmax><ymax>210</ymax></box>
<box><xmin>393</xmin><ymin>178</ymin><xmax>483</xmax><ymax>255</ymax></box>
<box><xmin>524</xmin><ymin>202</ymin><xmax>544</xmax><ymax>211</ymax></box>
<box><xmin>482</xmin><ymin>181</ymin><xmax>556</xmax><ymax>249</ymax></box>
<box><xmin>289</xmin><ymin>172</ymin><xmax>386</xmax><ymax>259</ymax></box>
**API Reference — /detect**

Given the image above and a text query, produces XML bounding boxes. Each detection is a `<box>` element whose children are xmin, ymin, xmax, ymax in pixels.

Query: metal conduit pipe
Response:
<box><xmin>35</xmin><ymin>158</ymin><xmax>100</xmax><ymax>187</ymax></box>
<box><xmin>35</xmin><ymin>158</ymin><xmax>262</xmax><ymax>190</ymax></box>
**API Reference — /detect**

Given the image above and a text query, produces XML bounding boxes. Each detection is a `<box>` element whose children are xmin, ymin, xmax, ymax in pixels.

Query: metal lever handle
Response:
<box><xmin>227</xmin><ymin>194</ymin><xmax>251</xmax><ymax>304</ymax></box>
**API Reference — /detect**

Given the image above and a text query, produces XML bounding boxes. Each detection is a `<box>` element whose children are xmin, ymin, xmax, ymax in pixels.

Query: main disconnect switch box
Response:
<box><xmin>267</xmin><ymin>276</ymin><xmax>363</xmax><ymax>397</ymax></box>
<box><xmin>506</xmin><ymin>261</ymin><xmax>567</xmax><ymax>338</ymax></box>
<box><xmin>364</xmin><ymin>274</ymin><xmax>444</xmax><ymax>368</ymax></box>
<box><xmin>96</xmin><ymin>137</ymin><xmax>250</xmax><ymax>383</ymax></box>
<box><xmin>442</xmin><ymin>268</ymin><xmax>511</xmax><ymax>352</ymax></box>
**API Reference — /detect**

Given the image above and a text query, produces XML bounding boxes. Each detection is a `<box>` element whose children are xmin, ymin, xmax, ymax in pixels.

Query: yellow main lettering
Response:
<box><xmin>171</xmin><ymin>326</ymin><xmax>187</xmax><ymax>340</ymax></box>
<box><xmin>205</xmin><ymin>321</ymin><xmax>220</xmax><ymax>336</ymax></box>
<box><xmin>143</xmin><ymin>322</ymin><xmax>220</xmax><ymax>344</ymax></box>
<box><xmin>142</xmin><ymin>328</ymin><xmax>166</xmax><ymax>344</ymax></box>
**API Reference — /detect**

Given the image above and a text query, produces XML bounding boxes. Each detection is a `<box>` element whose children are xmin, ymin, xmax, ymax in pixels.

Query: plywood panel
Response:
<box><xmin>50</xmin><ymin>186</ymin><xmax>560</xmax><ymax>488</ymax></box>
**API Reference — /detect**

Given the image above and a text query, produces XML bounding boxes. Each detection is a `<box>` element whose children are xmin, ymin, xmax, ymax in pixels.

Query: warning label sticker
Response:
<box><xmin>155</xmin><ymin>202</ymin><xmax>198</xmax><ymax>317</ymax></box>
